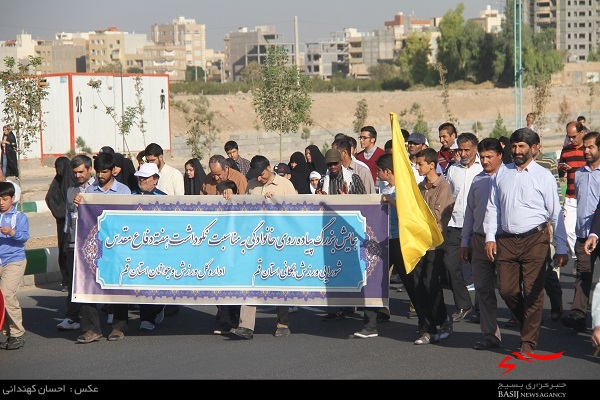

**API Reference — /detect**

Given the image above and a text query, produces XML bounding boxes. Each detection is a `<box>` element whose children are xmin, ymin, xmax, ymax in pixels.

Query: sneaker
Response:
<box><xmin>230</xmin><ymin>327</ymin><xmax>253</xmax><ymax>340</ymax></box>
<box><xmin>77</xmin><ymin>330</ymin><xmax>102</xmax><ymax>344</ymax></box>
<box><xmin>396</xmin><ymin>285</ymin><xmax>404</xmax><ymax>292</ymax></box>
<box><xmin>3</xmin><ymin>335</ymin><xmax>25</xmax><ymax>350</ymax></box>
<box><xmin>155</xmin><ymin>306</ymin><xmax>166</xmax><ymax>325</ymax></box>
<box><xmin>213</xmin><ymin>323</ymin><xmax>232</xmax><ymax>335</ymax></box>
<box><xmin>322</xmin><ymin>310</ymin><xmax>346</xmax><ymax>321</ymax></box>
<box><xmin>288</xmin><ymin>306</ymin><xmax>299</xmax><ymax>313</ymax></box>
<box><xmin>561</xmin><ymin>311</ymin><xmax>587</xmax><ymax>332</ymax></box>
<box><xmin>439</xmin><ymin>318</ymin><xmax>453</xmax><ymax>339</ymax></box>
<box><xmin>390</xmin><ymin>274</ymin><xmax>402</xmax><ymax>284</ymax></box>
<box><xmin>106</xmin><ymin>314</ymin><xmax>114</xmax><ymax>325</ymax></box>
<box><xmin>139</xmin><ymin>321</ymin><xmax>156</xmax><ymax>331</ymax></box>
<box><xmin>466</xmin><ymin>283</ymin><xmax>475</xmax><ymax>291</ymax></box>
<box><xmin>414</xmin><ymin>332</ymin><xmax>439</xmax><ymax>345</ymax></box>
<box><xmin>274</xmin><ymin>326</ymin><xmax>291</xmax><ymax>337</ymax></box>
<box><xmin>452</xmin><ymin>307</ymin><xmax>472</xmax><ymax>323</ymax></box>
<box><xmin>354</xmin><ymin>328</ymin><xmax>378</xmax><ymax>338</ymax></box>
<box><xmin>56</xmin><ymin>318</ymin><xmax>81</xmax><ymax>331</ymax></box>
<box><xmin>107</xmin><ymin>329</ymin><xmax>125</xmax><ymax>341</ymax></box>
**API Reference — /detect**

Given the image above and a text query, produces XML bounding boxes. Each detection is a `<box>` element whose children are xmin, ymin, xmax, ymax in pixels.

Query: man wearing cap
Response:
<box><xmin>317</xmin><ymin>149</ymin><xmax>367</xmax><ymax>321</ymax></box>
<box><xmin>144</xmin><ymin>143</ymin><xmax>184</xmax><ymax>196</ymax></box>
<box><xmin>229</xmin><ymin>155</ymin><xmax>296</xmax><ymax>340</ymax></box>
<box><xmin>407</xmin><ymin>133</ymin><xmax>443</xmax><ymax>183</ymax></box>
<box><xmin>203</xmin><ymin>154</ymin><xmax>248</xmax><ymax>196</ymax></box>
<box><xmin>317</xmin><ymin>149</ymin><xmax>366</xmax><ymax>196</ymax></box>
<box><xmin>332</xmin><ymin>138</ymin><xmax>375</xmax><ymax>194</ymax></box>
<box><xmin>274</xmin><ymin>163</ymin><xmax>292</xmax><ymax>181</ymax></box>
<box><xmin>130</xmin><ymin>162</ymin><xmax>168</xmax><ymax>331</ymax></box>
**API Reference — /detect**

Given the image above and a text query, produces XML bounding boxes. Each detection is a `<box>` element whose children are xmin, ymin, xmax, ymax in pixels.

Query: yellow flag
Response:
<box><xmin>390</xmin><ymin>112</ymin><xmax>444</xmax><ymax>274</ymax></box>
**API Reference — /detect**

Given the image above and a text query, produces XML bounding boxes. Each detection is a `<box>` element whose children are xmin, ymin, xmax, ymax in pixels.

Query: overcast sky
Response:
<box><xmin>1</xmin><ymin>0</ymin><xmax>503</xmax><ymax>51</ymax></box>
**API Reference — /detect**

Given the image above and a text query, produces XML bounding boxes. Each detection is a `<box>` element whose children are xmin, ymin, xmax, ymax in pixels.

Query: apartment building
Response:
<box><xmin>0</xmin><ymin>34</ymin><xmax>36</xmax><ymax>66</ymax></box>
<box><xmin>143</xmin><ymin>43</ymin><xmax>187</xmax><ymax>81</ymax></box>
<box><xmin>523</xmin><ymin>0</ymin><xmax>600</xmax><ymax>62</ymax></box>
<box><xmin>224</xmin><ymin>25</ymin><xmax>296</xmax><ymax>82</ymax></box>
<box><xmin>151</xmin><ymin>16</ymin><xmax>207</xmax><ymax>72</ymax></box>
<box><xmin>87</xmin><ymin>28</ymin><xmax>146</xmax><ymax>73</ymax></box>
<box><xmin>305</xmin><ymin>31</ymin><xmax>349</xmax><ymax>79</ymax></box>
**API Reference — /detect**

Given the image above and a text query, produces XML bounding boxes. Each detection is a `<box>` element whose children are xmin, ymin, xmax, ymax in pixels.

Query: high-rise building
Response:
<box><xmin>151</xmin><ymin>16</ymin><xmax>207</xmax><ymax>77</ymax></box>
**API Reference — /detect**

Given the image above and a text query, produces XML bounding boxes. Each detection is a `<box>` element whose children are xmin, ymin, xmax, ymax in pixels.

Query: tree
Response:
<box><xmin>490</xmin><ymin>113</ymin><xmax>509</xmax><ymax>139</ymax></box>
<box><xmin>396</xmin><ymin>32</ymin><xmax>435</xmax><ymax>86</ymax></box>
<box><xmin>0</xmin><ymin>56</ymin><xmax>49</xmax><ymax>188</ymax></box>
<box><xmin>241</xmin><ymin>61</ymin><xmax>262</xmax><ymax>86</ymax></box>
<box><xmin>352</xmin><ymin>98</ymin><xmax>368</xmax><ymax>134</ymax></box>
<box><xmin>252</xmin><ymin>46</ymin><xmax>313</xmax><ymax>160</ymax></box>
<box><xmin>531</xmin><ymin>74</ymin><xmax>552</xmax><ymax>134</ymax></box>
<box><xmin>87</xmin><ymin>75</ymin><xmax>147</xmax><ymax>156</ymax></box>
<box><xmin>185</xmin><ymin>94</ymin><xmax>220</xmax><ymax>160</ymax></box>
<box><xmin>367</xmin><ymin>63</ymin><xmax>398</xmax><ymax>82</ymax></box>
<box><xmin>436</xmin><ymin>4</ymin><xmax>467</xmax><ymax>82</ymax></box>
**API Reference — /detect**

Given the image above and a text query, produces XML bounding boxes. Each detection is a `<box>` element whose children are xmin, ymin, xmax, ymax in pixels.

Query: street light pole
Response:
<box><xmin>119</xmin><ymin>61</ymin><xmax>125</xmax><ymax>154</ymax></box>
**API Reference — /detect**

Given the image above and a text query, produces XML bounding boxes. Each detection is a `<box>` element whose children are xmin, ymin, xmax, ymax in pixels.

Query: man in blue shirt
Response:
<box><xmin>74</xmin><ymin>152</ymin><xmax>132</xmax><ymax>344</ymax></box>
<box><xmin>564</xmin><ymin>131</ymin><xmax>600</xmax><ymax>332</ymax></box>
<box><xmin>484</xmin><ymin>128</ymin><xmax>568</xmax><ymax>355</ymax></box>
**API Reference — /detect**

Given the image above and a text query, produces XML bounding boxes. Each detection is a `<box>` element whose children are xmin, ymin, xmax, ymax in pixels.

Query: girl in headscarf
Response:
<box><xmin>184</xmin><ymin>158</ymin><xmax>207</xmax><ymax>195</ymax></box>
<box><xmin>305</xmin><ymin>144</ymin><xmax>327</xmax><ymax>176</ymax></box>
<box><xmin>309</xmin><ymin>171</ymin><xmax>322</xmax><ymax>194</ymax></box>
<box><xmin>113</xmin><ymin>153</ymin><xmax>139</xmax><ymax>192</ymax></box>
<box><xmin>45</xmin><ymin>156</ymin><xmax>77</xmax><ymax>288</ymax></box>
<box><xmin>288</xmin><ymin>151</ymin><xmax>311</xmax><ymax>194</ymax></box>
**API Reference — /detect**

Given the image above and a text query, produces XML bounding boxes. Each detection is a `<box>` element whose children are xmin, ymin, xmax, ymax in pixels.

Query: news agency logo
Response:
<box><xmin>498</xmin><ymin>351</ymin><xmax>564</xmax><ymax>375</ymax></box>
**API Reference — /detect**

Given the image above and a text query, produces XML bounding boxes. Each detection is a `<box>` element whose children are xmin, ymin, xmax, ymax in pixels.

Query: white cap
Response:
<box><xmin>134</xmin><ymin>162</ymin><xmax>159</xmax><ymax>178</ymax></box>
<box><xmin>309</xmin><ymin>171</ymin><xmax>321</xmax><ymax>180</ymax></box>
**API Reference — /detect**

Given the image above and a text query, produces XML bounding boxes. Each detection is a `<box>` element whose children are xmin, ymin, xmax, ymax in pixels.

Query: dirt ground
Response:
<box><xmin>170</xmin><ymin>81</ymin><xmax>595</xmax><ymax>151</ymax></box>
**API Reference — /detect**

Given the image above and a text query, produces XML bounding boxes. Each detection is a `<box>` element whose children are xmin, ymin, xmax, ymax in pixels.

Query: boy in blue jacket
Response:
<box><xmin>0</xmin><ymin>181</ymin><xmax>29</xmax><ymax>350</ymax></box>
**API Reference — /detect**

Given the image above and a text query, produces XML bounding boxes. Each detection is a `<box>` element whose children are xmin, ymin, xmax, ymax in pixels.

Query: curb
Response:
<box><xmin>17</xmin><ymin>200</ymin><xmax>49</xmax><ymax>214</ymax></box>
<box><xmin>21</xmin><ymin>247</ymin><xmax>61</xmax><ymax>288</ymax></box>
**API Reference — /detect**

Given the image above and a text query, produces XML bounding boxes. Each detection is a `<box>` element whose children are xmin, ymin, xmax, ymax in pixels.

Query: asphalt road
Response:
<box><xmin>1</xmin><ymin>260</ymin><xmax>598</xmax><ymax>387</ymax></box>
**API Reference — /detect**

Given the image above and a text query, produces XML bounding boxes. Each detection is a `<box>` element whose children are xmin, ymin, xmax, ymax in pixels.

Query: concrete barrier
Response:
<box><xmin>21</xmin><ymin>247</ymin><xmax>60</xmax><ymax>287</ymax></box>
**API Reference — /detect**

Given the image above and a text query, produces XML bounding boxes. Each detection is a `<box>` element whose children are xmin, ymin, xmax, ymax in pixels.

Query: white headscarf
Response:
<box><xmin>309</xmin><ymin>171</ymin><xmax>321</xmax><ymax>194</ymax></box>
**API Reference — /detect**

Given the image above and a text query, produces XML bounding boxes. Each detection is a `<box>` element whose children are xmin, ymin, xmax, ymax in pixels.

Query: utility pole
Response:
<box><xmin>514</xmin><ymin>0</ymin><xmax>523</xmax><ymax>130</ymax></box>
<box><xmin>294</xmin><ymin>16</ymin><xmax>299</xmax><ymax>67</ymax></box>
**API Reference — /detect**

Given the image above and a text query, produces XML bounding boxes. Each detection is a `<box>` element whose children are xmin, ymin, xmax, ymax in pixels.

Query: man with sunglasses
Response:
<box><xmin>558</xmin><ymin>121</ymin><xmax>587</xmax><ymax>273</ymax></box>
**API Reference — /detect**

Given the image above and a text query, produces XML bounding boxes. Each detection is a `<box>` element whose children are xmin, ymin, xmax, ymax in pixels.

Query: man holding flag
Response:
<box><xmin>388</xmin><ymin>113</ymin><xmax>450</xmax><ymax>345</ymax></box>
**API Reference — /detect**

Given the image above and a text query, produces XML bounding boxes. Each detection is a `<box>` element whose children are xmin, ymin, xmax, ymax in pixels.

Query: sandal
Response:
<box><xmin>414</xmin><ymin>332</ymin><xmax>439</xmax><ymax>345</ymax></box>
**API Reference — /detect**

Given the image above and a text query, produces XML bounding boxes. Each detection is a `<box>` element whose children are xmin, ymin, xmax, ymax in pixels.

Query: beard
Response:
<box><xmin>512</xmin><ymin>151</ymin><xmax>532</xmax><ymax>166</ymax></box>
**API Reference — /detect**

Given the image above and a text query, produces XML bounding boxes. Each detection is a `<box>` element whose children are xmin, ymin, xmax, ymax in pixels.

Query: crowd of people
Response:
<box><xmin>1</xmin><ymin>121</ymin><xmax>599</xmax><ymax>356</ymax></box>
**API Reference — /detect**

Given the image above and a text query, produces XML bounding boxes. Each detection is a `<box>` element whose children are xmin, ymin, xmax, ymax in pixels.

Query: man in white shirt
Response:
<box><xmin>144</xmin><ymin>143</ymin><xmax>184</xmax><ymax>195</ymax></box>
<box><xmin>445</xmin><ymin>133</ymin><xmax>483</xmax><ymax>323</ymax></box>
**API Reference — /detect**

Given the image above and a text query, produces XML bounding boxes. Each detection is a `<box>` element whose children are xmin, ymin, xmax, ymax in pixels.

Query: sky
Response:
<box><xmin>1</xmin><ymin>0</ymin><xmax>504</xmax><ymax>51</ymax></box>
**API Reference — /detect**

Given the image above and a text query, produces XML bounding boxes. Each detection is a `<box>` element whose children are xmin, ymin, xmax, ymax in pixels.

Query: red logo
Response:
<box><xmin>498</xmin><ymin>352</ymin><xmax>564</xmax><ymax>375</ymax></box>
